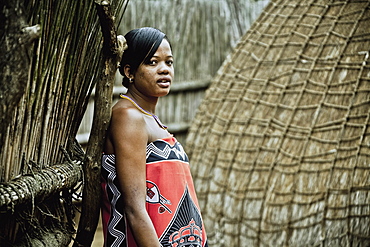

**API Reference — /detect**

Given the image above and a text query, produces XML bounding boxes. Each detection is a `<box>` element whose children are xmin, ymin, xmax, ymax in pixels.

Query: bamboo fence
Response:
<box><xmin>187</xmin><ymin>0</ymin><xmax>370</xmax><ymax>246</ymax></box>
<box><xmin>0</xmin><ymin>0</ymin><xmax>128</xmax><ymax>245</ymax></box>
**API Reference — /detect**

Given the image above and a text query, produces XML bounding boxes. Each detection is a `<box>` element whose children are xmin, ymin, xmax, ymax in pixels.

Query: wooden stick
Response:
<box><xmin>73</xmin><ymin>0</ymin><xmax>124</xmax><ymax>246</ymax></box>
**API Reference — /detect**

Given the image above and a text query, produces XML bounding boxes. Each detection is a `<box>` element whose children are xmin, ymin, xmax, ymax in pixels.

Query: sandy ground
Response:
<box><xmin>91</xmin><ymin>217</ymin><xmax>104</xmax><ymax>247</ymax></box>
<box><xmin>70</xmin><ymin>213</ymin><xmax>104</xmax><ymax>247</ymax></box>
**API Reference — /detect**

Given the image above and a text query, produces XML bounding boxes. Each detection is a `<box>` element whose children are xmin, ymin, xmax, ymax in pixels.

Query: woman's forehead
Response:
<box><xmin>153</xmin><ymin>39</ymin><xmax>172</xmax><ymax>56</ymax></box>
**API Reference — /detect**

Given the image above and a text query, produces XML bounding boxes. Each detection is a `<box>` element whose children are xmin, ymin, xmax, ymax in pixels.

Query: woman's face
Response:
<box><xmin>133</xmin><ymin>39</ymin><xmax>174</xmax><ymax>98</ymax></box>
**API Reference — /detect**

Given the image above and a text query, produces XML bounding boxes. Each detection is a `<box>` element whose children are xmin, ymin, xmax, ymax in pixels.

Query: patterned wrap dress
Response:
<box><xmin>101</xmin><ymin>97</ymin><xmax>208</xmax><ymax>247</ymax></box>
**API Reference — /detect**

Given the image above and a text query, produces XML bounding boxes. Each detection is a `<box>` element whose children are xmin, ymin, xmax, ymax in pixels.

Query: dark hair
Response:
<box><xmin>119</xmin><ymin>27</ymin><xmax>170</xmax><ymax>88</ymax></box>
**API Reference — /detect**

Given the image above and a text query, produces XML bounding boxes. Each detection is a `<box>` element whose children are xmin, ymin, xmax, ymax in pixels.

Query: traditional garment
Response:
<box><xmin>101</xmin><ymin>136</ymin><xmax>208</xmax><ymax>247</ymax></box>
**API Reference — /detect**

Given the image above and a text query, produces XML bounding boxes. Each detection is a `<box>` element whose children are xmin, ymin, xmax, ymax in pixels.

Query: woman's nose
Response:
<box><xmin>158</xmin><ymin>62</ymin><xmax>169</xmax><ymax>74</ymax></box>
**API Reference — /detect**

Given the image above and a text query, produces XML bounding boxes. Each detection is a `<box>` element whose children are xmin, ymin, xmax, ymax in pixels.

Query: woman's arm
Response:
<box><xmin>110</xmin><ymin>106</ymin><xmax>161</xmax><ymax>247</ymax></box>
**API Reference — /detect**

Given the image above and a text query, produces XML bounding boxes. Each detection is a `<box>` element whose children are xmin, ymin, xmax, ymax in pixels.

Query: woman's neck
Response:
<box><xmin>125</xmin><ymin>91</ymin><xmax>158</xmax><ymax>115</ymax></box>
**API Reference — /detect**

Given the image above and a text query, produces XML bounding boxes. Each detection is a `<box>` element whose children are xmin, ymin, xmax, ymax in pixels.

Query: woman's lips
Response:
<box><xmin>157</xmin><ymin>78</ymin><xmax>171</xmax><ymax>88</ymax></box>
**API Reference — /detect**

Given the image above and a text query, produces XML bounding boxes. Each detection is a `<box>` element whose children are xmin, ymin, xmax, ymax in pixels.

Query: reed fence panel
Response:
<box><xmin>0</xmin><ymin>0</ymin><xmax>128</xmax><ymax>245</ymax></box>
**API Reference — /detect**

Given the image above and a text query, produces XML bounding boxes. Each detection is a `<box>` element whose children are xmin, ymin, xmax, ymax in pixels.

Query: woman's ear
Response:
<box><xmin>124</xmin><ymin>65</ymin><xmax>133</xmax><ymax>80</ymax></box>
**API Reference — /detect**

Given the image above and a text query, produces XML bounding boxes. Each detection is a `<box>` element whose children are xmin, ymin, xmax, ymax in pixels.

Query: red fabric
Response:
<box><xmin>101</xmin><ymin>137</ymin><xmax>207</xmax><ymax>247</ymax></box>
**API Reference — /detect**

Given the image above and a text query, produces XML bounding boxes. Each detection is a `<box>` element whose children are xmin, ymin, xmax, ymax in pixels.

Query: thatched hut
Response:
<box><xmin>187</xmin><ymin>0</ymin><xmax>370</xmax><ymax>246</ymax></box>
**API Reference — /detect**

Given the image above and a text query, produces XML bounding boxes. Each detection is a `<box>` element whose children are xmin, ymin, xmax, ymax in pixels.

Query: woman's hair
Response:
<box><xmin>119</xmin><ymin>27</ymin><xmax>171</xmax><ymax>88</ymax></box>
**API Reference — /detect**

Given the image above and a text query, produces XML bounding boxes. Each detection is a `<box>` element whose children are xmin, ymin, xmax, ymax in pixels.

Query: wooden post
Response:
<box><xmin>73</xmin><ymin>1</ymin><xmax>124</xmax><ymax>246</ymax></box>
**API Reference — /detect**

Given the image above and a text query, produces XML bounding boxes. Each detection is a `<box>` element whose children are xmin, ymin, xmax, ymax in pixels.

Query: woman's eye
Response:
<box><xmin>148</xmin><ymin>60</ymin><xmax>157</xmax><ymax>65</ymax></box>
<box><xmin>167</xmin><ymin>60</ymin><xmax>174</xmax><ymax>65</ymax></box>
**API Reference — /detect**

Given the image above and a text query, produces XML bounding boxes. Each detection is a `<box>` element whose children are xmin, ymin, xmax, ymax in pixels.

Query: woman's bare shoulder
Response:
<box><xmin>104</xmin><ymin>100</ymin><xmax>147</xmax><ymax>154</ymax></box>
<box><xmin>112</xmin><ymin>100</ymin><xmax>143</xmax><ymax>122</ymax></box>
<box><xmin>112</xmin><ymin>100</ymin><xmax>142</xmax><ymax>118</ymax></box>
<box><xmin>110</xmin><ymin>100</ymin><xmax>148</xmax><ymax>140</ymax></box>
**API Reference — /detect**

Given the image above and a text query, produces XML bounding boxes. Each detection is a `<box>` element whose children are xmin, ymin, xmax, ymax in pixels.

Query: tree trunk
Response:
<box><xmin>73</xmin><ymin>1</ymin><xmax>126</xmax><ymax>246</ymax></box>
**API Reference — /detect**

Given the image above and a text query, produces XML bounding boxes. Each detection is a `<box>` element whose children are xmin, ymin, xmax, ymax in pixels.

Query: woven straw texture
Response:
<box><xmin>186</xmin><ymin>0</ymin><xmax>370</xmax><ymax>246</ymax></box>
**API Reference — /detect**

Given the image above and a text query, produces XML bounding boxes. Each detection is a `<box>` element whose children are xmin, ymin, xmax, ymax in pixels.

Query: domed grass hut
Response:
<box><xmin>186</xmin><ymin>0</ymin><xmax>370</xmax><ymax>246</ymax></box>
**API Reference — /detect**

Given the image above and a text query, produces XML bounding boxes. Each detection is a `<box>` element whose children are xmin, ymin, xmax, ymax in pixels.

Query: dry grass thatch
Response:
<box><xmin>186</xmin><ymin>0</ymin><xmax>370</xmax><ymax>246</ymax></box>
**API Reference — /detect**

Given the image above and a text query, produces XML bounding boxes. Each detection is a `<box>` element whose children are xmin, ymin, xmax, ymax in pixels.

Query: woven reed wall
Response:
<box><xmin>186</xmin><ymin>0</ymin><xmax>370</xmax><ymax>246</ymax></box>
<box><xmin>77</xmin><ymin>0</ymin><xmax>269</xmax><ymax>145</ymax></box>
<box><xmin>0</xmin><ymin>0</ymin><xmax>128</xmax><ymax>183</ymax></box>
<box><xmin>1</xmin><ymin>0</ymin><xmax>127</xmax><ymax>244</ymax></box>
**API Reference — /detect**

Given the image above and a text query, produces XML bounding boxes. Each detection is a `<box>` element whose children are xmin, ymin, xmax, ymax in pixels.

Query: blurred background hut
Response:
<box><xmin>187</xmin><ymin>0</ymin><xmax>370</xmax><ymax>246</ymax></box>
<box><xmin>77</xmin><ymin>0</ymin><xmax>270</xmax><ymax>146</ymax></box>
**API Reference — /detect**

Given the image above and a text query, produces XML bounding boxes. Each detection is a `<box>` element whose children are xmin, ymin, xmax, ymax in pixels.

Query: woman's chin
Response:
<box><xmin>156</xmin><ymin>87</ymin><xmax>171</xmax><ymax>97</ymax></box>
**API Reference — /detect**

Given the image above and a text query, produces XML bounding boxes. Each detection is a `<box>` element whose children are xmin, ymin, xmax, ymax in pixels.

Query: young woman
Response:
<box><xmin>101</xmin><ymin>27</ymin><xmax>208</xmax><ymax>247</ymax></box>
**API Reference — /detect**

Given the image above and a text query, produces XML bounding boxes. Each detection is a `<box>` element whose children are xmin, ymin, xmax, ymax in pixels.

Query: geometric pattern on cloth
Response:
<box><xmin>146</xmin><ymin>139</ymin><xmax>189</xmax><ymax>163</ymax></box>
<box><xmin>158</xmin><ymin>186</ymin><xmax>206</xmax><ymax>247</ymax></box>
<box><xmin>101</xmin><ymin>137</ymin><xmax>208</xmax><ymax>247</ymax></box>
<box><xmin>102</xmin><ymin>154</ymin><xmax>127</xmax><ymax>247</ymax></box>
